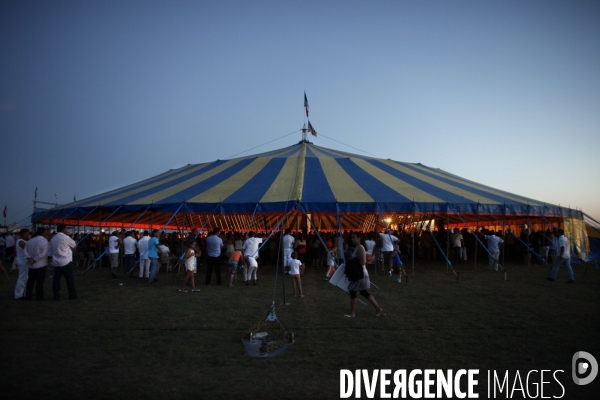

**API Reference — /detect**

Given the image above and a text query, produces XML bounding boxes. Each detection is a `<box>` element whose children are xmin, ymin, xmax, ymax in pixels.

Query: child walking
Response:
<box><xmin>325</xmin><ymin>245</ymin><xmax>337</xmax><ymax>281</ymax></box>
<box><xmin>180</xmin><ymin>241</ymin><xmax>201</xmax><ymax>292</ymax></box>
<box><xmin>228</xmin><ymin>249</ymin><xmax>244</xmax><ymax>287</ymax></box>
<box><xmin>289</xmin><ymin>251</ymin><xmax>305</xmax><ymax>297</ymax></box>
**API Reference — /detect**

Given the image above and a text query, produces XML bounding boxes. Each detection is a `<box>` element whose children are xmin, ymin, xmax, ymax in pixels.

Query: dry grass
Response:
<box><xmin>1</xmin><ymin>258</ymin><xmax>599</xmax><ymax>399</ymax></box>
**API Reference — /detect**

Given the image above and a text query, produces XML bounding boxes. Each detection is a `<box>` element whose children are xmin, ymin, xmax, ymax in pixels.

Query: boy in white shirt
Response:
<box><xmin>289</xmin><ymin>251</ymin><xmax>305</xmax><ymax>298</ymax></box>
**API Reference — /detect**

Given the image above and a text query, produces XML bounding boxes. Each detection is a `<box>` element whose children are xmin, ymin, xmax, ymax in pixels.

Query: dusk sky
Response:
<box><xmin>1</xmin><ymin>0</ymin><xmax>599</xmax><ymax>227</ymax></box>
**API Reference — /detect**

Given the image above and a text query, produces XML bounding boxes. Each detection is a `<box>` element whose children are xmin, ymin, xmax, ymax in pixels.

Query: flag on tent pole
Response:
<box><xmin>34</xmin><ymin>187</ymin><xmax>37</xmax><ymax>199</ymax></box>
<box><xmin>304</xmin><ymin>92</ymin><xmax>309</xmax><ymax>117</ymax></box>
<box><xmin>308</xmin><ymin>120</ymin><xmax>317</xmax><ymax>137</ymax></box>
<box><xmin>3</xmin><ymin>206</ymin><xmax>6</xmax><ymax>218</ymax></box>
<box><xmin>74</xmin><ymin>195</ymin><xmax>76</xmax><ymax>202</ymax></box>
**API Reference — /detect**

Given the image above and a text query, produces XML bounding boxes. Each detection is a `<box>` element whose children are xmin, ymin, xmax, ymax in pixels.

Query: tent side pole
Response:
<box><xmin>411</xmin><ymin>208</ymin><xmax>415</xmax><ymax>275</ymax></box>
<box><xmin>176</xmin><ymin>214</ymin><xmax>183</xmax><ymax>258</ymax></box>
<box><xmin>232</xmin><ymin>215</ymin><xmax>238</xmax><ymax>232</ymax></box>
<box><xmin>446</xmin><ymin>207</ymin><xmax>450</xmax><ymax>273</ymax></box>
<box><xmin>280</xmin><ymin>212</ymin><xmax>289</xmax><ymax>305</ymax></box>
<box><xmin>474</xmin><ymin>204</ymin><xmax>479</xmax><ymax>270</ymax></box>
<box><xmin>336</xmin><ymin>203</ymin><xmax>346</xmax><ymax>268</ymax></box>
<box><xmin>525</xmin><ymin>203</ymin><xmax>531</xmax><ymax>267</ymax></box>
<box><xmin>76</xmin><ymin>214</ymin><xmax>81</xmax><ymax>268</ymax></box>
<box><xmin>121</xmin><ymin>214</ymin><xmax>125</xmax><ymax>272</ymax></box>
<box><xmin>238</xmin><ymin>214</ymin><xmax>243</xmax><ymax>232</ymax></box>
<box><xmin>99</xmin><ymin>209</ymin><xmax>102</xmax><ymax>269</ymax></box>
<box><xmin>503</xmin><ymin>204</ymin><xmax>507</xmax><ymax>270</ymax></box>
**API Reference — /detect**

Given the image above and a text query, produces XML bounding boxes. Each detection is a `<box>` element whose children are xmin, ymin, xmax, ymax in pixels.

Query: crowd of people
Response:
<box><xmin>1</xmin><ymin>223</ymin><xmax>576</xmax><ymax>312</ymax></box>
<box><xmin>417</xmin><ymin>226</ymin><xmax>567</xmax><ymax>267</ymax></box>
<box><xmin>1</xmin><ymin>224</ymin><xmax>79</xmax><ymax>301</ymax></box>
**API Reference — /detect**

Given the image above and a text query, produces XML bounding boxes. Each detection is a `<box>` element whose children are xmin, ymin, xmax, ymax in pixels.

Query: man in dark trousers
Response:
<box><xmin>50</xmin><ymin>224</ymin><xmax>78</xmax><ymax>300</ymax></box>
<box><xmin>205</xmin><ymin>228</ymin><xmax>223</xmax><ymax>285</ymax></box>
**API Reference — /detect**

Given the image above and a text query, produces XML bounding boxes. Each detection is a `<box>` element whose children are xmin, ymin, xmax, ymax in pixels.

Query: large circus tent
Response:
<box><xmin>31</xmin><ymin>139</ymin><xmax>590</xmax><ymax>259</ymax></box>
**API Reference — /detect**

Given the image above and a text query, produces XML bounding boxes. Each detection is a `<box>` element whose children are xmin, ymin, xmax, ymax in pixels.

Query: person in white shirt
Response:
<box><xmin>547</xmin><ymin>229</ymin><xmax>575</xmax><ymax>283</ymax></box>
<box><xmin>5</xmin><ymin>233</ymin><xmax>15</xmax><ymax>249</ymax></box>
<box><xmin>108</xmin><ymin>231</ymin><xmax>120</xmax><ymax>279</ymax></box>
<box><xmin>483</xmin><ymin>230</ymin><xmax>504</xmax><ymax>272</ymax></box>
<box><xmin>234</xmin><ymin>233</ymin><xmax>244</xmax><ymax>252</ymax></box>
<box><xmin>50</xmin><ymin>224</ymin><xmax>78</xmax><ymax>300</ymax></box>
<box><xmin>14</xmin><ymin>228</ymin><xmax>31</xmax><ymax>299</ymax></box>
<box><xmin>364</xmin><ymin>233</ymin><xmax>376</xmax><ymax>265</ymax></box>
<box><xmin>242</xmin><ymin>232</ymin><xmax>262</xmax><ymax>260</ymax></box>
<box><xmin>180</xmin><ymin>241</ymin><xmax>201</xmax><ymax>292</ymax></box>
<box><xmin>24</xmin><ymin>227</ymin><xmax>50</xmax><ymax>300</ymax></box>
<box><xmin>158</xmin><ymin>239</ymin><xmax>177</xmax><ymax>272</ymax></box>
<box><xmin>288</xmin><ymin>251</ymin><xmax>305</xmax><ymax>298</ymax></box>
<box><xmin>242</xmin><ymin>231</ymin><xmax>262</xmax><ymax>283</ymax></box>
<box><xmin>282</xmin><ymin>229</ymin><xmax>295</xmax><ymax>272</ymax></box>
<box><xmin>122</xmin><ymin>231</ymin><xmax>137</xmax><ymax>277</ymax></box>
<box><xmin>137</xmin><ymin>231</ymin><xmax>151</xmax><ymax>278</ymax></box>
<box><xmin>451</xmin><ymin>229</ymin><xmax>464</xmax><ymax>265</ymax></box>
<box><xmin>379</xmin><ymin>230</ymin><xmax>399</xmax><ymax>275</ymax></box>
<box><xmin>245</xmin><ymin>256</ymin><xmax>258</xmax><ymax>286</ymax></box>
<box><xmin>364</xmin><ymin>234</ymin><xmax>376</xmax><ymax>255</ymax></box>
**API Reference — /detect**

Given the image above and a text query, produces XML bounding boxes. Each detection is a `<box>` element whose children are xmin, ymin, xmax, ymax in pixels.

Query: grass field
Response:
<box><xmin>1</xmin><ymin>258</ymin><xmax>599</xmax><ymax>399</ymax></box>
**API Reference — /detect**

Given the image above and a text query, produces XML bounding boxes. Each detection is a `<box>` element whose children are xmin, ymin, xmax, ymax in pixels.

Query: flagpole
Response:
<box><xmin>303</xmin><ymin>92</ymin><xmax>317</xmax><ymax>139</ymax></box>
<box><xmin>304</xmin><ymin>91</ymin><xmax>309</xmax><ymax>122</ymax></box>
<box><xmin>303</xmin><ymin>91</ymin><xmax>308</xmax><ymax>142</ymax></box>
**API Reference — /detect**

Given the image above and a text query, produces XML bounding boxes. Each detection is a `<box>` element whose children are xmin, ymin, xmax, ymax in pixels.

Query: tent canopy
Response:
<box><xmin>32</xmin><ymin>140</ymin><xmax>583</xmax><ymax>230</ymax></box>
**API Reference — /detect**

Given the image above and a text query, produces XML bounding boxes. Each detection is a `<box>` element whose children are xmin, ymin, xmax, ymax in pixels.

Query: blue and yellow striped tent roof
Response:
<box><xmin>33</xmin><ymin>141</ymin><xmax>582</xmax><ymax>229</ymax></box>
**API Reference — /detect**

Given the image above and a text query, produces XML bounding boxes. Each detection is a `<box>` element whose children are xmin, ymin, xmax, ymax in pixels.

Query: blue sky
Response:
<box><xmin>1</xmin><ymin>0</ymin><xmax>599</xmax><ymax>226</ymax></box>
